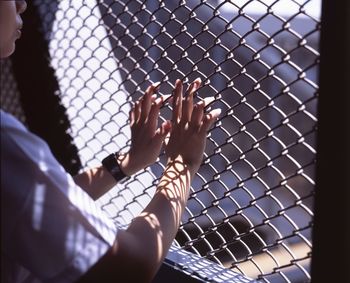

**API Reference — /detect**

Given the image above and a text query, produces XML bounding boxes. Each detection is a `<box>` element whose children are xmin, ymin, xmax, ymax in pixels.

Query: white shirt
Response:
<box><xmin>1</xmin><ymin>110</ymin><xmax>117</xmax><ymax>283</ymax></box>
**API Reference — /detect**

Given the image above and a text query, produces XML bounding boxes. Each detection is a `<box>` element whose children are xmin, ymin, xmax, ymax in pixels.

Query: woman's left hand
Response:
<box><xmin>119</xmin><ymin>83</ymin><xmax>172</xmax><ymax>176</ymax></box>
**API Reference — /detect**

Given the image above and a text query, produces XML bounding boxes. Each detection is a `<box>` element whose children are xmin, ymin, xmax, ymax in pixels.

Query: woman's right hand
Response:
<box><xmin>164</xmin><ymin>78</ymin><xmax>221</xmax><ymax>177</ymax></box>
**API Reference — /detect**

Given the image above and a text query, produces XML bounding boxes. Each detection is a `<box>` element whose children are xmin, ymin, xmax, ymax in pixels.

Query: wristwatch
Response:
<box><xmin>102</xmin><ymin>153</ymin><xmax>130</xmax><ymax>184</ymax></box>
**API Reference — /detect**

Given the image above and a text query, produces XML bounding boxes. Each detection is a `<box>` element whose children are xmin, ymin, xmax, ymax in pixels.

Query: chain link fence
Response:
<box><xmin>2</xmin><ymin>0</ymin><xmax>321</xmax><ymax>282</ymax></box>
<box><xmin>0</xmin><ymin>59</ymin><xmax>26</xmax><ymax>124</ymax></box>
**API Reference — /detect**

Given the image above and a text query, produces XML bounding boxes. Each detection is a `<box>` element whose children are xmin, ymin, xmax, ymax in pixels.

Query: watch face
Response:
<box><xmin>102</xmin><ymin>153</ymin><xmax>128</xmax><ymax>182</ymax></box>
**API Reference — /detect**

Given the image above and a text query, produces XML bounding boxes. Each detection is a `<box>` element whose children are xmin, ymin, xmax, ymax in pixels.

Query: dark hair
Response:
<box><xmin>11</xmin><ymin>1</ymin><xmax>82</xmax><ymax>175</ymax></box>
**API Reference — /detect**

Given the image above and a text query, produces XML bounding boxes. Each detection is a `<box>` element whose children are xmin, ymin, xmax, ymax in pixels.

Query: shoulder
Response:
<box><xmin>1</xmin><ymin>111</ymin><xmax>118</xmax><ymax>283</ymax></box>
<box><xmin>0</xmin><ymin>110</ymin><xmax>28</xmax><ymax>132</ymax></box>
<box><xmin>1</xmin><ymin>109</ymin><xmax>54</xmax><ymax>167</ymax></box>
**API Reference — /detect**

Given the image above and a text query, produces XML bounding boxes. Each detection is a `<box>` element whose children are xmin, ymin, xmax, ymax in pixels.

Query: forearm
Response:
<box><xmin>73</xmin><ymin>166</ymin><xmax>116</xmax><ymax>200</ymax></box>
<box><xmin>75</xmin><ymin>79</ymin><xmax>219</xmax><ymax>283</ymax></box>
<box><xmin>125</xmin><ymin>156</ymin><xmax>193</xmax><ymax>281</ymax></box>
<box><xmin>73</xmin><ymin>153</ymin><xmax>137</xmax><ymax>200</ymax></box>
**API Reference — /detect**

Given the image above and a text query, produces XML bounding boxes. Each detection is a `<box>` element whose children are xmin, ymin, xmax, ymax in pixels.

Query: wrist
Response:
<box><xmin>102</xmin><ymin>153</ymin><xmax>130</xmax><ymax>183</ymax></box>
<box><xmin>118</xmin><ymin>152</ymin><xmax>138</xmax><ymax>176</ymax></box>
<box><xmin>166</xmin><ymin>155</ymin><xmax>197</xmax><ymax>181</ymax></box>
<box><xmin>157</xmin><ymin>156</ymin><xmax>193</xmax><ymax>201</ymax></box>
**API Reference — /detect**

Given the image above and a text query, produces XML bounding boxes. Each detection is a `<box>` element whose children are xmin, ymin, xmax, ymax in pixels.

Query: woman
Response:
<box><xmin>1</xmin><ymin>1</ymin><xmax>221</xmax><ymax>282</ymax></box>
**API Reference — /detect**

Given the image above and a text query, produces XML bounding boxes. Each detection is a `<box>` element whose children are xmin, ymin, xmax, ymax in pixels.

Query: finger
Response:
<box><xmin>161</xmin><ymin>120</ymin><xmax>172</xmax><ymax>136</ymax></box>
<box><xmin>151</xmin><ymin>94</ymin><xmax>157</xmax><ymax>103</ymax></box>
<box><xmin>154</xmin><ymin>120</ymin><xmax>172</xmax><ymax>146</ymax></box>
<box><xmin>129</xmin><ymin>107</ymin><xmax>136</xmax><ymax>127</ymax></box>
<box><xmin>157</xmin><ymin>94</ymin><xmax>172</xmax><ymax>105</ymax></box>
<box><xmin>139</xmin><ymin>85</ymin><xmax>155</xmax><ymax>123</ymax></box>
<box><xmin>134</xmin><ymin>100</ymin><xmax>141</xmax><ymax>124</ymax></box>
<box><xmin>161</xmin><ymin>121</ymin><xmax>172</xmax><ymax>146</ymax></box>
<box><xmin>140</xmin><ymin>82</ymin><xmax>160</xmax><ymax>122</ymax></box>
<box><xmin>182</xmin><ymin>82</ymin><xmax>194</xmax><ymax>123</ymax></box>
<box><xmin>189</xmin><ymin>77</ymin><xmax>202</xmax><ymax>96</ymax></box>
<box><xmin>183</xmin><ymin>78</ymin><xmax>202</xmax><ymax>122</ymax></box>
<box><xmin>147</xmin><ymin>99</ymin><xmax>162</xmax><ymax>133</ymax></box>
<box><xmin>190</xmin><ymin>101</ymin><xmax>205</xmax><ymax>130</ymax></box>
<box><xmin>161</xmin><ymin>96</ymin><xmax>174</xmax><ymax>109</ymax></box>
<box><xmin>172</xmin><ymin>79</ymin><xmax>183</xmax><ymax>123</ymax></box>
<box><xmin>199</xmin><ymin>108</ymin><xmax>222</xmax><ymax>134</ymax></box>
<box><xmin>202</xmin><ymin>96</ymin><xmax>216</xmax><ymax>108</ymax></box>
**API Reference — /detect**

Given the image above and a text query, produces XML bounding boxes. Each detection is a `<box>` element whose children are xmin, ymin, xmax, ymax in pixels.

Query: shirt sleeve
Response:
<box><xmin>1</xmin><ymin>111</ymin><xmax>118</xmax><ymax>283</ymax></box>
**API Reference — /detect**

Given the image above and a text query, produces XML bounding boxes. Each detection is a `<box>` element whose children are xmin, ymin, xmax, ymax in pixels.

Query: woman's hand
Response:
<box><xmin>120</xmin><ymin>79</ymin><xmax>221</xmax><ymax>177</ymax></box>
<box><xmin>120</xmin><ymin>83</ymin><xmax>172</xmax><ymax>176</ymax></box>
<box><xmin>165</xmin><ymin>79</ymin><xmax>221</xmax><ymax>177</ymax></box>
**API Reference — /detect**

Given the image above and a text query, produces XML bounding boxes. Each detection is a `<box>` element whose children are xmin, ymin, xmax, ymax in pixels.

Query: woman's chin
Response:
<box><xmin>0</xmin><ymin>44</ymin><xmax>16</xmax><ymax>59</ymax></box>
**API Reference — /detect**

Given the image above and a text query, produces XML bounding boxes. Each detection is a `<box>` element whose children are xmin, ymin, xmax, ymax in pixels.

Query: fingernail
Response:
<box><xmin>155</xmin><ymin>97</ymin><xmax>163</xmax><ymax>105</ymax></box>
<box><xmin>161</xmin><ymin>94</ymin><xmax>171</xmax><ymax>103</ymax></box>
<box><xmin>151</xmin><ymin>94</ymin><xmax>157</xmax><ymax>102</ymax></box>
<box><xmin>153</xmin><ymin>82</ymin><xmax>161</xmax><ymax>91</ymax></box>
<box><xmin>186</xmin><ymin>82</ymin><xmax>194</xmax><ymax>93</ymax></box>
<box><xmin>203</xmin><ymin>97</ymin><xmax>215</xmax><ymax>105</ymax></box>
<box><xmin>194</xmin><ymin>77</ymin><xmax>202</xmax><ymax>85</ymax></box>
<box><xmin>212</xmin><ymin>108</ymin><xmax>222</xmax><ymax>117</ymax></box>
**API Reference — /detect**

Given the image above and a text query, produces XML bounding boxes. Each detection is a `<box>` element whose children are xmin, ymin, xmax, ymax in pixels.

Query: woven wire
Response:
<box><xmin>33</xmin><ymin>0</ymin><xmax>320</xmax><ymax>282</ymax></box>
<box><xmin>0</xmin><ymin>58</ymin><xmax>26</xmax><ymax>124</ymax></box>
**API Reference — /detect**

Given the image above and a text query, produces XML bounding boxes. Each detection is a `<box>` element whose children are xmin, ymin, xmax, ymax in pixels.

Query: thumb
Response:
<box><xmin>154</xmin><ymin>120</ymin><xmax>172</xmax><ymax>144</ymax></box>
<box><xmin>160</xmin><ymin>120</ymin><xmax>172</xmax><ymax>138</ymax></box>
<box><xmin>200</xmin><ymin>108</ymin><xmax>221</xmax><ymax>134</ymax></box>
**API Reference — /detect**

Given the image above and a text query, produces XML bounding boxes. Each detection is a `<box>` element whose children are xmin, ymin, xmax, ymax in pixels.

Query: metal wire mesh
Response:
<box><xmin>0</xmin><ymin>59</ymin><xmax>26</xmax><ymax>124</ymax></box>
<box><xmin>12</xmin><ymin>0</ymin><xmax>321</xmax><ymax>282</ymax></box>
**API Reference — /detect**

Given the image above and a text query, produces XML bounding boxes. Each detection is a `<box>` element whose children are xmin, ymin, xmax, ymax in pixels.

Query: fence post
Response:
<box><xmin>311</xmin><ymin>0</ymin><xmax>350</xmax><ymax>282</ymax></box>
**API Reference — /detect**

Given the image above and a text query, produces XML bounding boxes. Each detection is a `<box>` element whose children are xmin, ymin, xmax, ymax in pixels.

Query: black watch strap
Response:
<box><xmin>102</xmin><ymin>153</ymin><xmax>129</xmax><ymax>184</ymax></box>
